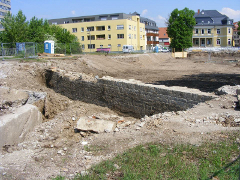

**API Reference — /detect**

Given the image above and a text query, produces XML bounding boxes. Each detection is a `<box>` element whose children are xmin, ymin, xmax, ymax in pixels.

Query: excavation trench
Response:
<box><xmin>45</xmin><ymin>69</ymin><xmax>215</xmax><ymax>118</ymax></box>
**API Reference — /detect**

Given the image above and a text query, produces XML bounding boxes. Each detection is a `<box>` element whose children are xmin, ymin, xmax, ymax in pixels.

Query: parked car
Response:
<box><xmin>160</xmin><ymin>47</ymin><xmax>170</xmax><ymax>53</ymax></box>
<box><xmin>122</xmin><ymin>45</ymin><xmax>134</xmax><ymax>53</ymax></box>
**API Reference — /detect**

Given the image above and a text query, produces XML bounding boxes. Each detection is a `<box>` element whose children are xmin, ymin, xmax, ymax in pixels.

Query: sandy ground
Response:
<box><xmin>0</xmin><ymin>53</ymin><xmax>240</xmax><ymax>179</ymax></box>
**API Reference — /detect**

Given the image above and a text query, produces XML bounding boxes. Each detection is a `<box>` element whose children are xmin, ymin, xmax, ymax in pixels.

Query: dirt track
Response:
<box><xmin>0</xmin><ymin>53</ymin><xmax>240</xmax><ymax>179</ymax></box>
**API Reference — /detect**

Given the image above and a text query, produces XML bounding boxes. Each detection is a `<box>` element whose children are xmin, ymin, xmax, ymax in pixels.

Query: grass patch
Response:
<box><xmin>84</xmin><ymin>144</ymin><xmax>109</xmax><ymax>155</ymax></box>
<box><xmin>54</xmin><ymin>131</ymin><xmax>240</xmax><ymax>180</ymax></box>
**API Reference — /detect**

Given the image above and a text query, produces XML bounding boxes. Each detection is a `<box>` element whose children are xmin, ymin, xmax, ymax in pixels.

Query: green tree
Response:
<box><xmin>49</xmin><ymin>25</ymin><xmax>78</xmax><ymax>43</ymax></box>
<box><xmin>27</xmin><ymin>17</ymin><xmax>50</xmax><ymax>43</ymax></box>
<box><xmin>1</xmin><ymin>10</ymin><xmax>28</xmax><ymax>44</ymax></box>
<box><xmin>167</xmin><ymin>8</ymin><xmax>196</xmax><ymax>51</ymax></box>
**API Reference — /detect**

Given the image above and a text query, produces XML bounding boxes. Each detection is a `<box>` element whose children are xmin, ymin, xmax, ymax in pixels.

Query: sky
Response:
<box><xmin>12</xmin><ymin>0</ymin><xmax>240</xmax><ymax>27</ymax></box>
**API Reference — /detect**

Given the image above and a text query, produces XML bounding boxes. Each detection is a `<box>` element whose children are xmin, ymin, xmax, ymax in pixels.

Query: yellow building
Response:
<box><xmin>192</xmin><ymin>10</ymin><xmax>233</xmax><ymax>47</ymax></box>
<box><xmin>49</xmin><ymin>13</ymin><xmax>146</xmax><ymax>52</ymax></box>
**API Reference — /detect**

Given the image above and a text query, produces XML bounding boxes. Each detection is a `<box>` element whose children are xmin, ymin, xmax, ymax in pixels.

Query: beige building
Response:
<box><xmin>0</xmin><ymin>0</ymin><xmax>11</xmax><ymax>31</ymax></box>
<box><xmin>49</xmin><ymin>13</ymin><xmax>146</xmax><ymax>52</ymax></box>
<box><xmin>192</xmin><ymin>10</ymin><xmax>233</xmax><ymax>47</ymax></box>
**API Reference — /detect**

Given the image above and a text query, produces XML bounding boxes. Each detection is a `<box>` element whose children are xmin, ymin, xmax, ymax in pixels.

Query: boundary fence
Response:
<box><xmin>0</xmin><ymin>42</ymin><xmax>82</xmax><ymax>59</ymax></box>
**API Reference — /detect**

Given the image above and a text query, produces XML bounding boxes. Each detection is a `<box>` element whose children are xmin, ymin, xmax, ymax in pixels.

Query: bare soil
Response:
<box><xmin>0</xmin><ymin>53</ymin><xmax>240</xmax><ymax>180</ymax></box>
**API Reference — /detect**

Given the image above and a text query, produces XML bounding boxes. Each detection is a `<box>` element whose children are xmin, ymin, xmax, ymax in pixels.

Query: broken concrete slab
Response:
<box><xmin>76</xmin><ymin>116</ymin><xmax>116</xmax><ymax>133</ymax></box>
<box><xmin>217</xmin><ymin>85</ymin><xmax>240</xmax><ymax>95</ymax></box>
<box><xmin>0</xmin><ymin>104</ymin><xmax>42</xmax><ymax>147</ymax></box>
<box><xmin>0</xmin><ymin>87</ymin><xmax>29</xmax><ymax>109</ymax></box>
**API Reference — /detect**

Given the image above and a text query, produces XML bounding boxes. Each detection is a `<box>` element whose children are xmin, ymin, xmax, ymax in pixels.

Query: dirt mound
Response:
<box><xmin>0</xmin><ymin>53</ymin><xmax>240</xmax><ymax>179</ymax></box>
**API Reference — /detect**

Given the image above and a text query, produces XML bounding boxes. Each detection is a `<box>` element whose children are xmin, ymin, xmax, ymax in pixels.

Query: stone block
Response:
<box><xmin>76</xmin><ymin>116</ymin><xmax>116</xmax><ymax>133</ymax></box>
<box><xmin>0</xmin><ymin>104</ymin><xmax>43</xmax><ymax>147</ymax></box>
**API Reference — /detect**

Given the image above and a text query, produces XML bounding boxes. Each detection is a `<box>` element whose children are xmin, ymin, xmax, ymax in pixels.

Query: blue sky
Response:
<box><xmin>12</xmin><ymin>0</ymin><xmax>240</xmax><ymax>27</ymax></box>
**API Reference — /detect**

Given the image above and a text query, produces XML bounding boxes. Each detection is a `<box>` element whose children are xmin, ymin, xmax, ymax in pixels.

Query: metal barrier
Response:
<box><xmin>1</xmin><ymin>42</ymin><xmax>83</xmax><ymax>60</ymax></box>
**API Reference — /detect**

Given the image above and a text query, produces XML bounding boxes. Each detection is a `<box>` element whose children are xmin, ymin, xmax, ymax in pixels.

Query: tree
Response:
<box><xmin>1</xmin><ymin>10</ymin><xmax>28</xmax><ymax>44</ymax></box>
<box><xmin>167</xmin><ymin>8</ymin><xmax>196</xmax><ymax>51</ymax></box>
<box><xmin>1</xmin><ymin>10</ymin><xmax>79</xmax><ymax>45</ymax></box>
<box><xmin>27</xmin><ymin>17</ymin><xmax>50</xmax><ymax>43</ymax></box>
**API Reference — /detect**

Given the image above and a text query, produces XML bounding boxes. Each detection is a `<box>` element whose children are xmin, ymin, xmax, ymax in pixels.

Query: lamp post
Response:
<box><xmin>87</xmin><ymin>30</ymin><xmax>91</xmax><ymax>53</ymax></box>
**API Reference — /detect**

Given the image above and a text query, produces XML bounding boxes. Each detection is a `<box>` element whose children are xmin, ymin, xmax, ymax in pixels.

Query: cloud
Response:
<box><xmin>71</xmin><ymin>10</ymin><xmax>76</xmax><ymax>15</ymax></box>
<box><xmin>220</xmin><ymin>7</ymin><xmax>240</xmax><ymax>21</ymax></box>
<box><xmin>141</xmin><ymin>9</ymin><xmax>148</xmax><ymax>16</ymax></box>
<box><xmin>151</xmin><ymin>15</ymin><xmax>167</xmax><ymax>27</ymax></box>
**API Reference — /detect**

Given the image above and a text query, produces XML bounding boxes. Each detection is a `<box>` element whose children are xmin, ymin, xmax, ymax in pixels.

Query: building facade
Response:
<box><xmin>158</xmin><ymin>27</ymin><xmax>170</xmax><ymax>47</ymax></box>
<box><xmin>139</xmin><ymin>15</ymin><xmax>159</xmax><ymax>51</ymax></box>
<box><xmin>233</xmin><ymin>22</ymin><xmax>239</xmax><ymax>47</ymax></box>
<box><xmin>48</xmin><ymin>13</ymin><xmax>146</xmax><ymax>52</ymax></box>
<box><xmin>0</xmin><ymin>0</ymin><xmax>11</xmax><ymax>31</ymax></box>
<box><xmin>192</xmin><ymin>10</ymin><xmax>233</xmax><ymax>47</ymax></box>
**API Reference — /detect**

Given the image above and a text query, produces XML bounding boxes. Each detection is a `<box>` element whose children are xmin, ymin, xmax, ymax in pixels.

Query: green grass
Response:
<box><xmin>53</xmin><ymin>131</ymin><xmax>240</xmax><ymax>180</ymax></box>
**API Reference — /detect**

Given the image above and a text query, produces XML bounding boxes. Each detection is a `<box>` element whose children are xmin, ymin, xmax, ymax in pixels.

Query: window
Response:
<box><xmin>52</xmin><ymin>22</ymin><xmax>57</xmax><ymax>25</ymax></box>
<box><xmin>228</xmin><ymin>39</ymin><xmax>231</xmax><ymax>45</ymax></box>
<box><xmin>134</xmin><ymin>26</ymin><xmax>136</xmax><ymax>31</ymax></box>
<box><xmin>140</xmin><ymin>35</ymin><xmax>142</xmax><ymax>40</ymax></box>
<box><xmin>117</xmin><ymin>25</ymin><xmax>124</xmax><ymax>30</ymax></box>
<box><xmin>64</xmin><ymin>21</ymin><xmax>69</xmax><ymax>24</ymax></box>
<box><xmin>87</xmin><ymin>35</ymin><xmax>95</xmax><ymax>40</ymax></box>
<box><xmin>195</xmin><ymin>29</ymin><xmax>198</xmax><ymax>34</ymax></box>
<box><xmin>217</xmin><ymin>29</ymin><xmax>220</xmax><ymax>34</ymax></box>
<box><xmin>82</xmin><ymin>45</ymin><xmax>85</xmax><ymax>49</ymax></box>
<box><xmin>143</xmin><ymin>28</ymin><xmax>145</xmax><ymax>32</ymax></box>
<box><xmin>81</xmin><ymin>27</ymin><xmax>84</xmax><ymax>32</ymax></box>
<box><xmin>88</xmin><ymin>44</ymin><xmax>95</xmax><ymax>49</ymax></box>
<box><xmin>72</xmin><ymin>28</ymin><xmax>77</xmax><ymax>33</ymax></box>
<box><xmin>129</xmin><ymin>34</ymin><xmax>131</xmax><ymax>39</ymax></box>
<box><xmin>217</xmin><ymin>38</ymin><xmax>221</xmax><ymax>45</ymax></box>
<box><xmin>140</xmin><ymin>27</ymin><xmax>142</xmax><ymax>32</ymax></box>
<box><xmin>81</xmin><ymin>36</ymin><xmax>84</xmax><ymax>41</ymax></box>
<box><xmin>207</xmin><ymin>39</ymin><xmax>211</xmax><ymax>45</ymax></box>
<box><xmin>117</xmin><ymin>44</ymin><xmax>121</xmax><ymax>47</ymax></box>
<box><xmin>108</xmin><ymin>44</ymin><xmax>111</xmax><ymax>47</ymax></box>
<box><xmin>129</xmin><ymin>25</ymin><xmax>131</xmax><ymax>30</ymax></box>
<box><xmin>228</xmin><ymin>28</ymin><xmax>231</xmax><ymax>33</ymax></box>
<box><xmin>96</xmin><ymin>35</ymin><xmax>105</xmax><ymax>40</ymax></box>
<box><xmin>117</xmin><ymin>34</ymin><xmax>124</xmax><ymax>39</ymax></box>
<box><xmin>100</xmin><ymin>16</ymin><xmax>107</xmax><ymax>21</ymax></box>
<box><xmin>112</xmin><ymin>16</ymin><xmax>119</xmax><ymax>20</ymax></box>
<box><xmin>87</xmin><ymin>26</ymin><xmax>94</xmax><ymax>31</ymax></box>
<box><xmin>195</xmin><ymin>39</ymin><xmax>199</xmax><ymax>45</ymax></box>
<box><xmin>134</xmin><ymin>34</ymin><xmax>136</xmax><ymax>39</ymax></box>
<box><xmin>108</xmin><ymin>34</ymin><xmax>111</xmax><ymax>39</ymax></box>
<box><xmin>108</xmin><ymin>26</ymin><xmax>111</xmax><ymax>30</ymax></box>
<box><xmin>100</xmin><ymin>45</ymin><xmax>103</xmax><ymax>48</ymax></box>
<box><xmin>96</xmin><ymin>26</ymin><xmax>105</xmax><ymax>31</ymax></box>
<box><xmin>208</xmin><ymin>21</ymin><xmax>210</xmax><ymax>24</ymax></box>
<box><xmin>201</xmin><ymin>29</ymin><xmax>204</xmax><ymax>34</ymax></box>
<box><xmin>208</xmin><ymin>29</ymin><xmax>211</xmax><ymax>34</ymax></box>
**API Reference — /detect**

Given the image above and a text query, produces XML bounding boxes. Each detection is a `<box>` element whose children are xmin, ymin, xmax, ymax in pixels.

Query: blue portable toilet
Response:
<box><xmin>155</xmin><ymin>46</ymin><xmax>159</xmax><ymax>53</ymax></box>
<box><xmin>44</xmin><ymin>40</ymin><xmax>55</xmax><ymax>54</ymax></box>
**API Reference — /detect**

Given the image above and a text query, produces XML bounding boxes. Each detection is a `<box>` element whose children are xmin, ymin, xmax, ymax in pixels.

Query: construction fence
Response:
<box><xmin>0</xmin><ymin>42</ymin><xmax>82</xmax><ymax>59</ymax></box>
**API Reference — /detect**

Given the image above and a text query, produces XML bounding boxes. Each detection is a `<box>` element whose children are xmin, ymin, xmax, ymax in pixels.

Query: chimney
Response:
<box><xmin>198</xmin><ymin>9</ymin><xmax>200</xmax><ymax>14</ymax></box>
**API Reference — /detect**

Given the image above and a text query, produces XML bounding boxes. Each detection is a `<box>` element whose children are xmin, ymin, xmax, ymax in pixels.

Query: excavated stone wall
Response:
<box><xmin>46</xmin><ymin>70</ymin><xmax>215</xmax><ymax>117</ymax></box>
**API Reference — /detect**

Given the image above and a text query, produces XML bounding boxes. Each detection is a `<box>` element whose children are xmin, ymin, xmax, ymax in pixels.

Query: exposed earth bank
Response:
<box><xmin>0</xmin><ymin>53</ymin><xmax>240</xmax><ymax>179</ymax></box>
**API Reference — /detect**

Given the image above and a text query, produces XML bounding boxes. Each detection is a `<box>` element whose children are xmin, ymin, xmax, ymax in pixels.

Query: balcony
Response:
<box><xmin>147</xmin><ymin>41</ymin><xmax>159</xmax><ymax>45</ymax></box>
<box><xmin>193</xmin><ymin>33</ymin><xmax>213</xmax><ymax>37</ymax></box>
<box><xmin>146</xmin><ymin>33</ymin><xmax>159</xmax><ymax>37</ymax></box>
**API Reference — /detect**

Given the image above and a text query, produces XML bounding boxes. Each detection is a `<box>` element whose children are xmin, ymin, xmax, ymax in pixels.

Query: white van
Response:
<box><xmin>122</xmin><ymin>45</ymin><xmax>134</xmax><ymax>53</ymax></box>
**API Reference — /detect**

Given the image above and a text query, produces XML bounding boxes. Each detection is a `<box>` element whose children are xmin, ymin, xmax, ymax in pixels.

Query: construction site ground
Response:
<box><xmin>0</xmin><ymin>53</ymin><xmax>240</xmax><ymax>179</ymax></box>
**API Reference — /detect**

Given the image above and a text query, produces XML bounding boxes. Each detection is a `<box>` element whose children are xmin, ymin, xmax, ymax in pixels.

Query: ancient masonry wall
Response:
<box><xmin>46</xmin><ymin>70</ymin><xmax>215</xmax><ymax>117</ymax></box>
